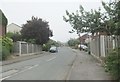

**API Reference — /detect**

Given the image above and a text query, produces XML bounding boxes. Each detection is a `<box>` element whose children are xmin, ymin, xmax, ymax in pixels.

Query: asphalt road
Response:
<box><xmin>1</xmin><ymin>47</ymin><xmax>76</xmax><ymax>80</ymax></box>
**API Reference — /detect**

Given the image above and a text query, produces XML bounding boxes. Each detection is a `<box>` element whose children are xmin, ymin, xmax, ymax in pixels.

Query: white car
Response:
<box><xmin>49</xmin><ymin>46</ymin><xmax>58</xmax><ymax>53</ymax></box>
<box><xmin>78</xmin><ymin>44</ymin><xmax>88</xmax><ymax>51</ymax></box>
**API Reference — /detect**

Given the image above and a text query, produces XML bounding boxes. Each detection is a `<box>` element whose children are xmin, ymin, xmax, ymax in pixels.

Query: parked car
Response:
<box><xmin>49</xmin><ymin>46</ymin><xmax>58</xmax><ymax>53</ymax></box>
<box><xmin>78</xmin><ymin>44</ymin><xmax>88</xmax><ymax>51</ymax></box>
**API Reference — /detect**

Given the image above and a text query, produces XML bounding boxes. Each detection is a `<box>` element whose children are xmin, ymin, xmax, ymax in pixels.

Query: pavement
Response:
<box><xmin>1</xmin><ymin>51</ymin><xmax>49</xmax><ymax>66</ymax></box>
<box><xmin>67</xmin><ymin>50</ymin><xmax>112</xmax><ymax>80</ymax></box>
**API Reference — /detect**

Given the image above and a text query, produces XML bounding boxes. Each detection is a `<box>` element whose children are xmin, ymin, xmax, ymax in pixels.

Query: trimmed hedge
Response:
<box><xmin>105</xmin><ymin>47</ymin><xmax>120</xmax><ymax>80</ymax></box>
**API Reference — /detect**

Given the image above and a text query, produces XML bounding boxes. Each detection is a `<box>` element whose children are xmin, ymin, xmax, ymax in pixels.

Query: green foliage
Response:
<box><xmin>42</xmin><ymin>39</ymin><xmax>60</xmax><ymax>51</ymax></box>
<box><xmin>1</xmin><ymin>36</ymin><xmax>13</xmax><ymax>51</ymax></box>
<box><xmin>21</xmin><ymin>16</ymin><xmax>53</xmax><ymax>45</ymax></box>
<box><xmin>0</xmin><ymin>46</ymin><xmax>10</xmax><ymax>60</ymax></box>
<box><xmin>101</xmin><ymin>1</ymin><xmax>120</xmax><ymax>35</ymax></box>
<box><xmin>68</xmin><ymin>38</ymin><xmax>79</xmax><ymax>47</ymax></box>
<box><xmin>63</xmin><ymin>1</ymin><xmax>120</xmax><ymax>35</ymax></box>
<box><xmin>6</xmin><ymin>32</ymin><xmax>14</xmax><ymax>38</ymax></box>
<box><xmin>105</xmin><ymin>47</ymin><xmax>120</xmax><ymax>80</ymax></box>
<box><xmin>6</xmin><ymin>32</ymin><xmax>22</xmax><ymax>42</ymax></box>
<box><xmin>0</xmin><ymin>36</ymin><xmax>13</xmax><ymax>60</ymax></box>
<box><xmin>42</xmin><ymin>44</ymin><xmax>51</xmax><ymax>51</ymax></box>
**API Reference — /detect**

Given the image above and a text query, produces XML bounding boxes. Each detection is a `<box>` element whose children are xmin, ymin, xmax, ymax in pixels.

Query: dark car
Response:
<box><xmin>49</xmin><ymin>46</ymin><xmax>58</xmax><ymax>53</ymax></box>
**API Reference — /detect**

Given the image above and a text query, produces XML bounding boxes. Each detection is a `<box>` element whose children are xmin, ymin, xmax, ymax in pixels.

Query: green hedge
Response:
<box><xmin>0</xmin><ymin>36</ymin><xmax>13</xmax><ymax>60</ymax></box>
<box><xmin>0</xmin><ymin>46</ymin><xmax>10</xmax><ymax>60</ymax></box>
<box><xmin>42</xmin><ymin>44</ymin><xmax>51</xmax><ymax>51</ymax></box>
<box><xmin>105</xmin><ymin>47</ymin><xmax>120</xmax><ymax>80</ymax></box>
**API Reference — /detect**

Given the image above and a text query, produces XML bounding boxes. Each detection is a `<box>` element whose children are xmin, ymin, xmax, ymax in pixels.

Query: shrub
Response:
<box><xmin>42</xmin><ymin>39</ymin><xmax>59</xmax><ymax>51</ymax></box>
<box><xmin>0</xmin><ymin>36</ymin><xmax>13</xmax><ymax>60</ymax></box>
<box><xmin>0</xmin><ymin>46</ymin><xmax>10</xmax><ymax>60</ymax></box>
<box><xmin>105</xmin><ymin>47</ymin><xmax>120</xmax><ymax>80</ymax></box>
<box><xmin>2</xmin><ymin>36</ymin><xmax>13</xmax><ymax>52</ymax></box>
<box><xmin>42</xmin><ymin>43</ymin><xmax>51</xmax><ymax>51</ymax></box>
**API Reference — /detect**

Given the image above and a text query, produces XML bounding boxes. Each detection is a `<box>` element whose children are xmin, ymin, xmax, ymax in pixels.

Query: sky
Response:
<box><xmin>0</xmin><ymin>0</ymin><xmax>110</xmax><ymax>42</ymax></box>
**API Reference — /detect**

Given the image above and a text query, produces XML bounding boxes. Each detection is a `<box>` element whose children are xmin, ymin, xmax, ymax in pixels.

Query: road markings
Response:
<box><xmin>27</xmin><ymin>64</ymin><xmax>39</xmax><ymax>70</ymax></box>
<box><xmin>47</xmin><ymin>57</ymin><xmax>56</xmax><ymax>62</ymax></box>
<box><xmin>0</xmin><ymin>64</ymin><xmax>39</xmax><ymax>80</ymax></box>
<box><xmin>0</xmin><ymin>75</ymin><xmax>11</xmax><ymax>81</ymax></box>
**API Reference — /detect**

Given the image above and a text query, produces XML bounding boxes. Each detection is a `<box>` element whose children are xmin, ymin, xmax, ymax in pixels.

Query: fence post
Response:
<box><xmin>19</xmin><ymin>41</ymin><xmax>21</xmax><ymax>56</ymax></box>
<box><xmin>32</xmin><ymin>44</ymin><xmax>34</xmax><ymax>53</ymax></box>
<box><xmin>100</xmin><ymin>35</ymin><xmax>105</xmax><ymax>57</ymax></box>
<box><xmin>27</xmin><ymin>43</ymin><xmax>28</xmax><ymax>54</ymax></box>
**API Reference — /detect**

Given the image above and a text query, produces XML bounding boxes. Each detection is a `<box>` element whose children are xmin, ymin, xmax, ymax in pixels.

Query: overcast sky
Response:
<box><xmin>1</xmin><ymin>0</ymin><xmax>109</xmax><ymax>42</ymax></box>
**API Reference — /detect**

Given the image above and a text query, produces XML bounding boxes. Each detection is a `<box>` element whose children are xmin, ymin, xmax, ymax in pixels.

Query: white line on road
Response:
<box><xmin>47</xmin><ymin>57</ymin><xmax>56</xmax><ymax>62</ymax></box>
<box><xmin>27</xmin><ymin>64</ymin><xmax>39</xmax><ymax>70</ymax></box>
<box><xmin>0</xmin><ymin>64</ymin><xmax>39</xmax><ymax>80</ymax></box>
<box><xmin>0</xmin><ymin>75</ymin><xmax>11</xmax><ymax>81</ymax></box>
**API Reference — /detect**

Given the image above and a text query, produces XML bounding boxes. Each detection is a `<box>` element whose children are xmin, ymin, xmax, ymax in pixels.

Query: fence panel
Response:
<box><xmin>12</xmin><ymin>41</ymin><xmax>42</xmax><ymax>56</ymax></box>
<box><xmin>90</xmin><ymin>35</ymin><xmax>120</xmax><ymax>58</ymax></box>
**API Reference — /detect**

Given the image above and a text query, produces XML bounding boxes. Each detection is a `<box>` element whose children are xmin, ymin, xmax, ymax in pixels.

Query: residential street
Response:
<box><xmin>1</xmin><ymin>47</ymin><xmax>76</xmax><ymax>80</ymax></box>
<box><xmin>1</xmin><ymin>47</ymin><xmax>111</xmax><ymax>80</ymax></box>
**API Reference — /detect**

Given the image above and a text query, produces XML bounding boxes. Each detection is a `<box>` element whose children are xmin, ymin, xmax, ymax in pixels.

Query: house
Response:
<box><xmin>0</xmin><ymin>10</ymin><xmax>8</xmax><ymax>36</ymax></box>
<box><xmin>80</xmin><ymin>34</ymin><xmax>90</xmax><ymax>44</ymax></box>
<box><xmin>7</xmin><ymin>23</ymin><xmax>22</xmax><ymax>34</ymax></box>
<box><xmin>0</xmin><ymin>25</ymin><xmax>6</xmax><ymax>36</ymax></box>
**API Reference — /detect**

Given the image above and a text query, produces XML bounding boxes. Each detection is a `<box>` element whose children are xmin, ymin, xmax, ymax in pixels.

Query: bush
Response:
<box><xmin>42</xmin><ymin>44</ymin><xmax>51</xmax><ymax>51</ymax></box>
<box><xmin>0</xmin><ymin>46</ymin><xmax>10</xmax><ymax>60</ymax></box>
<box><xmin>2</xmin><ymin>36</ymin><xmax>13</xmax><ymax>51</ymax></box>
<box><xmin>0</xmin><ymin>36</ymin><xmax>13</xmax><ymax>60</ymax></box>
<box><xmin>42</xmin><ymin>39</ymin><xmax>59</xmax><ymax>51</ymax></box>
<box><xmin>105</xmin><ymin>47</ymin><xmax>120</xmax><ymax>80</ymax></box>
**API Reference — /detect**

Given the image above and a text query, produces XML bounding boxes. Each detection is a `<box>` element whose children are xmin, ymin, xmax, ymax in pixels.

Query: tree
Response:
<box><xmin>6</xmin><ymin>32</ymin><xmax>22</xmax><ymax>42</ymax></box>
<box><xmin>63</xmin><ymin>6</ymin><xmax>88</xmax><ymax>47</ymax></box>
<box><xmin>63</xmin><ymin>1</ymin><xmax>120</xmax><ymax>36</ymax></box>
<box><xmin>101</xmin><ymin>1</ymin><xmax>120</xmax><ymax>35</ymax></box>
<box><xmin>67</xmin><ymin>38</ymin><xmax>80</xmax><ymax>47</ymax></box>
<box><xmin>21</xmin><ymin>16</ymin><xmax>53</xmax><ymax>45</ymax></box>
<box><xmin>63</xmin><ymin>6</ymin><xmax>86</xmax><ymax>35</ymax></box>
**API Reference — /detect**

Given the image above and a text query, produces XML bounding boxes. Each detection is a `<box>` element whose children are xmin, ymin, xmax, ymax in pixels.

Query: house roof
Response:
<box><xmin>7</xmin><ymin>23</ymin><xmax>21</xmax><ymax>28</ymax></box>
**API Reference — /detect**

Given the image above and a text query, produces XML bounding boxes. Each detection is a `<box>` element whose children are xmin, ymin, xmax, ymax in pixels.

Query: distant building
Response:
<box><xmin>80</xmin><ymin>34</ymin><xmax>90</xmax><ymax>44</ymax></box>
<box><xmin>7</xmin><ymin>23</ymin><xmax>22</xmax><ymax>34</ymax></box>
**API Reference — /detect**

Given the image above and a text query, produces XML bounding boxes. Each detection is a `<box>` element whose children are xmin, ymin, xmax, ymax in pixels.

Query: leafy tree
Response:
<box><xmin>6</xmin><ymin>32</ymin><xmax>22</xmax><ymax>42</ymax></box>
<box><xmin>101</xmin><ymin>1</ymin><xmax>120</xmax><ymax>35</ymax></box>
<box><xmin>21</xmin><ymin>16</ymin><xmax>53</xmax><ymax>45</ymax></box>
<box><xmin>63</xmin><ymin>6</ymin><xmax>85</xmax><ymax>35</ymax></box>
<box><xmin>42</xmin><ymin>39</ymin><xmax>60</xmax><ymax>51</ymax></box>
<box><xmin>63</xmin><ymin>1</ymin><xmax>120</xmax><ymax>36</ymax></box>
<box><xmin>67</xmin><ymin>38</ymin><xmax>80</xmax><ymax>47</ymax></box>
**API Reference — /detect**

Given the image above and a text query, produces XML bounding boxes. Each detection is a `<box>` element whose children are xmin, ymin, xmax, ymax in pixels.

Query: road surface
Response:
<box><xmin>1</xmin><ymin>47</ymin><xmax>76</xmax><ymax>80</ymax></box>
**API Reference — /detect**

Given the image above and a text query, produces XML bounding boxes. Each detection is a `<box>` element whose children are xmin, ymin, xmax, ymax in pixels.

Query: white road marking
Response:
<box><xmin>47</xmin><ymin>57</ymin><xmax>56</xmax><ymax>62</ymax></box>
<box><xmin>0</xmin><ymin>64</ymin><xmax>39</xmax><ymax>80</ymax></box>
<box><xmin>0</xmin><ymin>75</ymin><xmax>11</xmax><ymax>81</ymax></box>
<box><xmin>27</xmin><ymin>64</ymin><xmax>39</xmax><ymax>70</ymax></box>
